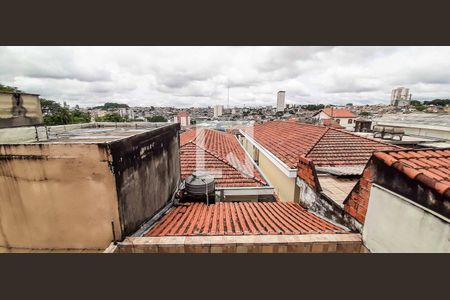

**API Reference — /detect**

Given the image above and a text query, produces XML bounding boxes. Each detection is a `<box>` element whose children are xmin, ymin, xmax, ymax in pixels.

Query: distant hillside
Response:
<box><xmin>93</xmin><ymin>102</ymin><xmax>129</xmax><ymax>110</ymax></box>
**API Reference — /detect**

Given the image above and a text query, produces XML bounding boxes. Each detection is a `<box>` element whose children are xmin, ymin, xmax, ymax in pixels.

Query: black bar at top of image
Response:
<box><xmin>0</xmin><ymin>0</ymin><xmax>450</xmax><ymax>45</ymax></box>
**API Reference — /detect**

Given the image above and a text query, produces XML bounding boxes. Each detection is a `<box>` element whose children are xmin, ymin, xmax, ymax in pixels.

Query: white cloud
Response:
<box><xmin>1</xmin><ymin>46</ymin><xmax>449</xmax><ymax>107</ymax></box>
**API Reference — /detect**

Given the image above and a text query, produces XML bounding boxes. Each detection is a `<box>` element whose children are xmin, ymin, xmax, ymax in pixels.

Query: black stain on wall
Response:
<box><xmin>372</xmin><ymin>158</ymin><xmax>450</xmax><ymax>219</ymax></box>
<box><xmin>105</xmin><ymin>123</ymin><xmax>181</xmax><ymax>236</ymax></box>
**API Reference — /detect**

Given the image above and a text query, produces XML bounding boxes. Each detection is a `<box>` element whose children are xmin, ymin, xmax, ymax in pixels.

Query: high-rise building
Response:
<box><xmin>276</xmin><ymin>91</ymin><xmax>286</xmax><ymax>112</ymax></box>
<box><xmin>214</xmin><ymin>105</ymin><xmax>223</xmax><ymax>118</ymax></box>
<box><xmin>390</xmin><ymin>87</ymin><xmax>412</xmax><ymax>107</ymax></box>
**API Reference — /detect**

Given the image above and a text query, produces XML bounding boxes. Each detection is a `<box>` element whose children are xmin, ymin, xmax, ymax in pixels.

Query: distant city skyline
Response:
<box><xmin>1</xmin><ymin>46</ymin><xmax>450</xmax><ymax>108</ymax></box>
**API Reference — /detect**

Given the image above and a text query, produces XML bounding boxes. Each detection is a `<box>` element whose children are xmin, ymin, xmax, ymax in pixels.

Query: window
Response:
<box><xmin>335</xmin><ymin>119</ymin><xmax>340</xmax><ymax>124</ymax></box>
<box><xmin>348</xmin><ymin>119</ymin><xmax>353</xmax><ymax>124</ymax></box>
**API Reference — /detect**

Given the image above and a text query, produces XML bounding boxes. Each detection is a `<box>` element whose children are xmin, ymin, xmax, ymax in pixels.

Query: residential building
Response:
<box><xmin>214</xmin><ymin>105</ymin><xmax>223</xmax><ymax>118</ymax></box>
<box><xmin>373</xmin><ymin>113</ymin><xmax>450</xmax><ymax>140</ymax></box>
<box><xmin>276</xmin><ymin>91</ymin><xmax>285</xmax><ymax>112</ymax></box>
<box><xmin>344</xmin><ymin>148</ymin><xmax>450</xmax><ymax>252</ymax></box>
<box><xmin>180</xmin><ymin>128</ymin><xmax>274</xmax><ymax>201</ymax></box>
<box><xmin>239</xmin><ymin>121</ymin><xmax>399</xmax><ymax>229</ymax></box>
<box><xmin>0</xmin><ymin>92</ymin><xmax>43</xmax><ymax>128</ymax></box>
<box><xmin>118</xmin><ymin>107</ymin><xmax>135</xmax><ymax>120</ymax></box>
<box><xmin>390</xmin><ymin>87</ymin><xmax>412</xmax><ymax>107</ymax></box>
<box><xmin>312</xmin><ymin>108</ymin><xmax>356</xmax><ymax>131</ymax></box>
<box><xmin>174</xmin><ymin>111</ymin><xmax>191</xmax><ymax>127</ymax></box>
<box><xmin>0</xmin><ymin>122</ymin><xmax>181</xmax><ymax>252</ymax></box>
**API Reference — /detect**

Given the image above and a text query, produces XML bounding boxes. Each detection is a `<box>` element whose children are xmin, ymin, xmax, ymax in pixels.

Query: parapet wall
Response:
<box><xmin>106</xmin><ymin>234</ymin><xmax>367</xmax><ymax>253</ymax></box>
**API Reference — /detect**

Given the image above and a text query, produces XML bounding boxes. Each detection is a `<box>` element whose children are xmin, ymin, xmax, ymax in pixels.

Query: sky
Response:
<box><xmin>1</xmin><ymin>46</ymin><xmax>450</xmax><ymax>108</ymax></box>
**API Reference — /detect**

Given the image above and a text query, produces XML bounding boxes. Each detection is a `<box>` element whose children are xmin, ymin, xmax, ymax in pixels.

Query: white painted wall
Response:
<box><xmin>314</xmin><ymin>112</ymin><xmax>355</xmax><ymax>131</ymax></box>
<box><xmin>363</xmin><ymin>185</ymin><xmax>450</xmax><ymax>253</ymax></box>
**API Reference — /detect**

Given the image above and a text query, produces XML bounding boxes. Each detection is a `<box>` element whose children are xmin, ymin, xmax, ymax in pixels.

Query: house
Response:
<box><xmin>180</xmin><ymin>128</ymin><xmax>274</xmax><ymax>202</ymax></box>
<box><xmin>239</xmin><ymin>121</ymin><xmax>399</xmax><ymax>209</ymax></box>
<box><xmin>0</xmin><ymin>122</ymin><xmax>181</xmax><ymax>252</ymax></box>
<box><xmin>344</xmin><ymin>148</ymin><xmax>450</xmax><ymax>252</ymax></box>
<box><xmin>313</xmin><ymin>108</ymin><xmax>356</xmax><ymax>131</ymax></box>
<box><xmin>108</xmin><ymin>201</ymin><xmax>366</xmax><ymax>253</ymax></box>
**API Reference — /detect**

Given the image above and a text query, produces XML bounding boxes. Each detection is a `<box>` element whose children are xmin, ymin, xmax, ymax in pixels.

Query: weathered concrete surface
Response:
<box><xmin>363</xmin><ymin>185</ymin><xmax>450</xmax><ymax>253</ymax></box>
<box><xmin>372</xmin><ymin>158</ymin><xmax>449</xmax><ymax>219</ymax></box>
<box><xmin>0</xmin><ymin>123</ymin><xmax>181</xmax><ymax>250</ymax></box>
<box><xmin>0</xmin><ymin>143</ymin><xmax>121</xmax><ymax>249</ymax></box>
<box><xmin>108</xmin><ymin>123</ymin><xmax>181</xmax><ymax>236</ymax></box>
<box><xmin>296</xmin><ymin>177</ymin><xmax>362</xmax><ymax>232</ymax></box>
<box><xmin>0</xmin><ymin>93</ymin><xmax>43</xmax><ymax>128</ymax></box>
<box><xmin>109</xmin><ymin>234</ymin><xmax>364</xmax><ymax>253</ymax></box>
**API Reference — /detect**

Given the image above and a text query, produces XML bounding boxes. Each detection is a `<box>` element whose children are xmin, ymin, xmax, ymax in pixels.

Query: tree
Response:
<box><xmin>71</xmin><ymin>109</ymin><xmax>91</xmax><ymax>123</ymax></box>
<box><xmin>410</xmin><ymin>100</ymin><xmax>422</xmax><ymax>106</ymax></box>
<box><xmin>415</xmin><ymin>105</ymin><xmax>427</xmax><ymax>112</ymax></box>
<box><xmin>96</xmin><ymin>113</ymin><xmax>127</xmax><ymax>122</ymax></box>
<box><xmin>93</xmin><ymin>102</ymin><xmax>129</xmax><ymax>110</ymax></box>
<box><xmin>146</xmin><ymin>115</ymin><xmax>167</xmax><ymax>122</ymax></box>
<box><xmin>359</xmin><ymin>111</ymin><xmax>372</xmax><ymax>117</ymax></box>
<box><xmin>0</xmin><ymin>83</ymin><xmax>22</xmax><ymax>93</ymax></box>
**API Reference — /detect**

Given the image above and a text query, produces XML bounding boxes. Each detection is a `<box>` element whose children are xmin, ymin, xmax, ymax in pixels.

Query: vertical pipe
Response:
<box><xmin>111</xmin><ymin>221</ymin><xmax>117</xmax><ymax>244</ymax></box>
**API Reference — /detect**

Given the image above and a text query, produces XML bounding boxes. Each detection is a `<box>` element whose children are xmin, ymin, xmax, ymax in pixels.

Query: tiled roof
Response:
<box><xmin>374</xmin><ymin>148</ymin><xmax>450</xmax><ymax>197</ymax></box>
<box><xmin>244</xmin><ymin>121</ymin><xmax>400</xmax><ymax>168</ymax></box>
<box><xmin>321</xmin><ymin>119</ymin><xmax>345</xmax><ymax>129</ymax></box>
<box><xmin>146</xmin><ymin>202</ymin><xmax>348</xmax><ymax>236</ymax></box>
<box><xmin>321</xmin><ymin>108</ymin><xmax>356</xmax><ymax>118</ymax></box>
<box><xmin>178</xmin><ymin>111</ymin><xmax>189</xmax><ymax>117</ymax></box>
<box><xmin>306</xmin><ymin>128</ymin><xmax>400</xmax><ymax>166</ymax></box>
<box><xmin>180</xmin><ymin>128</ymin><xmax>267</xmax><ymax>187</ymax></box>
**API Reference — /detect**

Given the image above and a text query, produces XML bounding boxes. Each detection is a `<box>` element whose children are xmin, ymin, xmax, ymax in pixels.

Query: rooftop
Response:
<box><xmin>243</xmin><ymin>121</ymin><xmax>400</xmax><ymax>168</ymax></box>
<box><xmin>0</xmin><ymin>122</ymin><xmax>171</xmax><ymax>144</ymax></box>
<box><xmin>374</xmin><ymin>113</ymin><xmax>450</xmax><ymax>130</ymax></box>
<box><xmin>180</xmin><ymin>128</ymin><xmax>267</xmax><ymax>187</ymax></box>
<box><xmin>318</xmin><ymin>176</ymin><xmax>359</xmax><ymax>207</ymax></box>
<box><xmin>321</xmin><ymin>108</ymin><xmax>356</xmax><ymax>118</ymax></box>
<box><xmin>374</xmin><ymin>148</ymin><xmax>450</xmax><ymax>198</ymax></box>
<box><xmin>146</xmin><ymin>202</ymin><xmax>348</xmax><ymax>237</ymax></box>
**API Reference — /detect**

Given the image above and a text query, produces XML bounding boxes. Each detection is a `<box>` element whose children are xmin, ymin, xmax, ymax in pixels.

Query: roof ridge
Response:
<box><xmin>304</xmin><ymin>127</ymin><xmax>330</xmax><ymax>158</ymax></box>
<box><xmin>191</xmin><ymin>141</ymin><xmax>266</xmax><ymax>185</ymax></box>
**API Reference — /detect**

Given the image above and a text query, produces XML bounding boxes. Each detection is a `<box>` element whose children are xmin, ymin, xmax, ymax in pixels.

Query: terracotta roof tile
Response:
<box><xmin>244</xmin><ymin>121</ymin><xmax>400</xmax><ymax>168</ymax></box>
<box><xmin>180</xmin><ymin>128</ymin><xmax>267</xmax><ymax>188</ymax></box>
<box><xmin>374</xmin><ymin>148</ymin><xmax>450</xmax><ymax>196</ymax></box>
<box><xmin>146</xmin><ymin>202</ymin><xmax>348</xmax><ymax>236</ymax></box>
<box><xmin>321</xmin><ymin>108</ymin><xmax>356</xmax><ymax>118</ymax></box>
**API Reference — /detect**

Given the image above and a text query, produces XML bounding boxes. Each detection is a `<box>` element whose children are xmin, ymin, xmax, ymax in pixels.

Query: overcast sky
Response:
<box><xmin>1</xmin><ymin>46</ymin><xmax>450</xmax><ymax>108</ymax></box>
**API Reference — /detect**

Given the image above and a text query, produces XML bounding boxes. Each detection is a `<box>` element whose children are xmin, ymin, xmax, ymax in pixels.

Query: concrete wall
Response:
<box><xmin>109</xmin><ymin>124</ymin><xmax>181</xmax><ymax>236</ymax></box>
<box><xmin>0</xmin><ymin>143</ymin><xmax>121</xmax><ymax>250</ymax></box>
<box><xmin>0</xmin><ymin>123</ymin><xmax>181</xmax><ymax>250</ymax></box>
<box><xmin>0</xmin><ymin>93</ymin><xmax>43</xmax><ymax>128</ymax></box>
<box><xmin>296</xmin><ymin>177</ymin><xmax>362</xmax><ymax>232</ymax></box>
<box><xmin>241</xmin><ymin>136</ymin><xmax>295</xmax><ymax>202</ymax></box>
<box><xmin>109</xmin><ymin>234</ymin><xmax>366</xmax><ymax>253</ymax></box>
<box><xmin>258</xmin><ymin>152</ymin><xmax>295</xmax><ymax>202</ymax></box>
<box><xmin>373</xmin><ymin>122</ymin><xmax>450</xmax><ymax>140</ymax></box>
<box><xmin>363</xmin><ymin>185</ymin><xmax>450</xmax><ymax>253</ymax></box>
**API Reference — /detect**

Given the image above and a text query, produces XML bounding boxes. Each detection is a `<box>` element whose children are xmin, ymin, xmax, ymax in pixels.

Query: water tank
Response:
<box><xmin>185</xmin><ymin>173</ymin><xmax>215</xmax><ymax>196</ymax></box>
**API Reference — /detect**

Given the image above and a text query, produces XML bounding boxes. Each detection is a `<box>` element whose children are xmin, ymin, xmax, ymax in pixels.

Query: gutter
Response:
<box><xmin>239</xmin><ymin>129</ymin><xmax>298</xmax><ymax>178</ymax></box>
